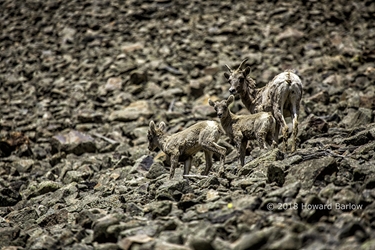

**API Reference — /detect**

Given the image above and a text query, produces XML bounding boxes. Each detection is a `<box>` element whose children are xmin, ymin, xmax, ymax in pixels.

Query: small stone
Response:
<box><xmin>105</xmin><ymin>77</ymin><xmax>122</xmax><ymax>91</ymax></box>
<box><xmin>51</xmin><ymin>130</ymin><xmax>96</xmax><ymax>155</ymax></box>
<box><xmin>121</xmin><ymin>43</ymin><xmax>144</xmax><ymax>53</ymax></box>
<box><xmin>206</xmin><ymin>189</ymin><xmax>220</xmax><ymax>202</ymax></box>
<box><xmin>284</xmin><ymin>157</ymin><xmax>338</xmax><ymax>189</ymax></box>
<box><xmin>146</xmin><ymin>162</ymin><xmax>168</xmax><ymax>179</ymax></box>
<box><xmin>0</xmin><ymin>187</ymin><xmax>22</xmax><ymax>206</ymax></box>
<box><xmin>275</xmin><ymin>27</ymin><xmax>304</xmax><ymax>42</ymax></box>
<box><xmin>93</xmin><ymin>214</ymin><xmax>120</xmax><ymax>243</ymax></box>
<box><xmin>109</xmin><ymin>101</ymin><xmax>153</xmax><ymax>122</ymax></box>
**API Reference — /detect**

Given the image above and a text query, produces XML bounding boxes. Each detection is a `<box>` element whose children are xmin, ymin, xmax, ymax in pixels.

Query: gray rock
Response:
<box><xmin>342</xmin><ymin>128</ymin><xmax>374</xmax><ymax>146</ymax></box>
<box><xmin>4</xmin><ymin>206</ymin><xmax>39</xmax><ymax>225</ymax></box>
<box><xmin>64</xmin><ymin>243</ymin><xmax>94</xmax><ymax>250</ymax></box>
<box><xmin>154</xmin><ymin>241</ymin><xmax>190</xmax><ymax>250</ymax></box>
<box><xmin>267</xmin><ymin>232</ymin><xmax>302</xmax><ymax>250</ymax></box>
<box><xmin>157</xmin><ymin>179</ymin><xmax>193</xmax><ymax>199</ymax></box>
<box><xmin>73</xmin><ymin>194</ymin><xmax>123</xmax><ymax>211</ymax></box>
<box><xmin>337</xmin><ymin>221</ymin><xmax>368</xmax><ymax>241</ymax></box>
<box><xmin>109</xmin><ymin>101</ymin><xmax>153</xmax><ymax>122</ymax></box>
<box><xmin>361</xmin><ymin>239</ymin><xmax>375</xmax><ymax>250</ymax></box>
<box><xmin>93</xmin><ymin>214</ymin><xmax>120</xmax><ymax>243</ymax></box>
<box><xmin>298</xmin><ymin>114</ymin><xmax>329</xmax><ymax>143</ymax></box>
<box><xmin>232</xmin><ymin>177</ymin><xmax>264</xmax><ymax>189</ymax></box>
<box><xmin>22</xmin><ymin>180</ymin><xmax>62</xmax><ymax>199</ymax></box>
<box><xmin>37</xmin><ymin>209</ymin><xmax>69</xmax><ymax>227</ymax></box>
<box><xmin>146</xmin><ymin>162</ymin><xmax>168</xmax><ymax>179</ymax></box>
<box><xmin>340</xmin><ymin>108</ymin><xmax>373</xmax><ymax>129</ymax></box>
<box><xmin>0</xmin><ymin>187</ymin><xmax>22</xmax><ymax>207</ymax></box>
<box><xmin>27</xmin><ymin>232</ymin><xmax>58</xmax><ymax>250</ymax></box>
<box><xmin>332</xmin><ymin>188</ymin><xmax>359</xmax><ymax>212</ymax></box>
<box><xmin>230</xmin><ymin>227</ymin><xmax>281</xmax><ymax>250</ymax></box>
<box><xmin>124</xmin><ymin>203</ymin><xmax>143</xmax><ymax>217</ymax></box>
<box><xmin>319</xmin><ymin>183</ymin><xmax>341</xmax><ymax>199</ymax></box>
<box><xmin>51</xmin><ymin>130</ymin><xmax>97</xmax><ymax>155</ymax></box>
<box><xmin>118</xmin><ymin>222</ymin><xmax>160</xmax><ymax>238</ymax></box>
<box><xmin>238</xmin><ymin>149</ymin><xmax>284</xmax><ymax>177</ymax></box>
<box><xmin>188</xmin><ymin>237</ymin><xmax>214</xmax><ymax>250</ymax></box>
<box><xmin>188</xmin><ymin>75</ymin><xmax>213</xmax><ymax>99</ymax></box>
<box><xmin>63</xmin><ymin>170</ymin><xmax>91</xmax><ymax>184</ymax></box>
<box><xmin>1</xmin><ymin>0</ymin><xmax>375</xmax><ymax>249</ymax></box>
<box><xmin>12</xmin><ymin>159</ymin><xmax>34</xmax><ymax>173</ymax></box>
<box><xmin>199</xmin><ymin>176</ymin><xmax>220</xmax><ymax>189</ymax></box>
<box><xmin>76</xmin><ymin>209</ymin><xmax>107</xmax><ymax>229</ymax></box>
<box><xmin>77</xmin><ymin>110</ymin><xmax>104</xmax><ymax>123</ymax></box>
<box><xmin>143</xmin><ymin>201</ymin><xmax>173</xmax><ymax>219</ymax></box>
<box><xmin>93</xmin><ymin>242</ymin><xmax>120</xmax><ymax>250</ymax></box>
<box><xmin>284</xmin><ymin>156</ymin><xmax>338</xmax><ymax>190</ymax></box>
<box><xmin>232</xmin><ymin>196</ymin><xmax>262</xmax><ymax>210</ymax></box>
<box><xmin>300</xmin><ymin>195</ymin><xmax>330</xmax><ymax>223</ymax></box>
<box><xmin>131</xmin><ymin>155</ymin><xmax>154</xmax><ymax>174</ymax></box>
<box><xmin>353</xmin><ymin>161</ymin><xmax>375</xmax><ymax>181</ymax></box>
<box><xmin>266</xmin><ymin>181</ymin><xmax>301</xmax><ymax>199</ymax></box>
<box><xmin>0</xmin><ymin>226</ymin><xmax>20</xmax><ymax>248</ymax></box>
<box><xmin>158</xmin><ymin>230</ymin><xmax>183</xmax><ymax>245</ymax></box>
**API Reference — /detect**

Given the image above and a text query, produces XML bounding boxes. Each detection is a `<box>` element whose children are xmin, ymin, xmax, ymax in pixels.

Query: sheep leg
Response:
<box><xmin>273</xmin><ymin>105</ymin><xmax>288</xmax><ymax>152</ymax></box>
<box><xmin>183</xmin><ymin>156</ymin><xmax>193</xmax><ymax>177</ymax></box>
<box><xmin>219</xmin><ymin>152</ymin><xmax>225</xmax><ymax>174</ymax></box>
<box><xmin>274</xmin><ymin>122</ymin><xmax>280</xmax><ymax>147</ymax></box>
<box><xmin>282</xmin><ymin>125</ymin><xmax>288</xmax><ymax>152</ymax></box>
<box><xmin>257</xmin><ymin>125</ymin><xmax>268</xmax><ymax>149</ymax></box>
<box><xmin>290</xmin><ymin>102</ymin><xmax>300</xmax><ymax>152</ymax></box>
<box><xmin>239</xmin><ymin>140</ymin><xmax>247</xmax><ymax>167</ymax></box>
<box><xmin>271</xmin><ymin>130</ymin><xmax>278</xmax><ymax>149</ymax></box>
<box><xmin>269</xmin><ymin>118</ymin><xmax>278</xmax><ymax>149</ymax></box>
<box><xmin>233</xmin><ymin>134</ymin><xmax>244</xmax><ymax>166</ymax></box>
<box><xmin>201</xmin><ymin>141</ymin><xmax>226</xmax><ymax>174</ymax></box>
<box><xmin>203</xmin><ymin>151</ymin><xmax>213</xmax><ymax>175</ymax></box>
<box><xmin>169</xmin><ymin>155</ymin><xmax>179</xmax><ymax>179</ymax></box>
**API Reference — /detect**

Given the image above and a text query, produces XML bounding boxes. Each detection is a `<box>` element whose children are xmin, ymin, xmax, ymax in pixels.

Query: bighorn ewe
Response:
<box><xmin>209</xmin><ymin>95</ymin><xmax>277</xmax><ymax>167</ymax></box>
<box><xmin>224</xmin><ymin>58</ymin><xmax>303</xmax><ymax>152</ymax></box>
<box><xmin>147</xmin><ymin>120</ymin><xmax>226</xmax><ymax>179</ymax></box>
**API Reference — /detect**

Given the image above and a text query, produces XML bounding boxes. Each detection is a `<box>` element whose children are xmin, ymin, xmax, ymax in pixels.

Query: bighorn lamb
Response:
<box><xmin>224</xmin><ymin>58</ymin><xmax>303</xmax><ymax>152</ymax></box>
<box><xmin>209</xmin><ymin>95</ymin><xmax>277</xmax><ymax>167</ymax></box>
<box><xmin>147</xmin><ymin>120</ymin><xmax>226</xmax><ymax>179</ymax></box>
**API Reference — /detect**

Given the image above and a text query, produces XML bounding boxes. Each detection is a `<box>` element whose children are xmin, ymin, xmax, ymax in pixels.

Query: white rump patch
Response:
<box><xmin>275</xmin><ymin>72</ymin><xmax>289</xmax><ymax>83</ymax></box>
<box><xmin>206</xmin><ymin>121</ymin><xmax>217</xmax><ymax>130</ymax></box>
<box><xmin>260</xmin><ymin>113</ymin><xmax>270</xmax><ymax>120</ymax></box>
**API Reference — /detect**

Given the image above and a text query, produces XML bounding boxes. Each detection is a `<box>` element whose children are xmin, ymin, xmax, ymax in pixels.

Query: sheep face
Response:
<box><xmin>147</xmin><ymin>120</ymin><xmax>166</xmax><ymax>151</ymax></box>
<box><xmin>224</xmin><ymin>58</ymin><xmax>251</xmax><ymax>95</ymax></box>
<box><xmin>224</xmin><ymin>68</ymin><xmax>250</xmax><ymax>95</ymax></box>
<box><xmin>209</xmin><ymin>95</ymin><xmax>234</xmax><ymax>119</ymax></box>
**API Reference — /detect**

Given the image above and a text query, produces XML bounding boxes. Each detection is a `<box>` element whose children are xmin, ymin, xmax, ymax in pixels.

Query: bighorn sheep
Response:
<box><xmin>209</xmin><ymin>95</ymin><xmax>277</xmax><ymax>167</ymax></box>
<box><xmin>224</xmin><ymin>58</ymin><xmax>303</xmax><ymax>152</ymax></box>
<box><xmin>147</xmin><ymin>120</ymin><xmax>226</xmax><ymax>179</ymax></box>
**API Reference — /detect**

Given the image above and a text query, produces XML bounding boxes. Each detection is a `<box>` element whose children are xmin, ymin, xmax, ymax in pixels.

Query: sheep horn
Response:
<box><xmin>237</xmin><ymin>58</ymin><xmax>248</xmax><ymax>70</ymax></box>
<box><xmin>225</xmin><ymin>64</ymin><xmax>232</xmax><ymax>72</ymax></box>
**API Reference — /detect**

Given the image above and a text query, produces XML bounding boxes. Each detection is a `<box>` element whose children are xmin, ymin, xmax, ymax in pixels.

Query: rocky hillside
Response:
<box><xmin>1</xmin><ymin>0</ymin><xmax>375</xmax><ymax>249</ymax></box>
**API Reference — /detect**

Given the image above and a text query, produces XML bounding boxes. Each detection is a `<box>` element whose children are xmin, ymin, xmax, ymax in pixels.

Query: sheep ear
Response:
<box><xmin>224</xmin><ymin>72</ymin><xmax>230</xmax><ymax>80</ymax></box>
<box><xmin>159</xmin><ymin>122</ymin><xmax>166</xmax><ymax>131</ymax></box>
<box><xmin>149</xmin><ymin>120</ymin><xmax>157</xmax><ymax>133</ymax></box>
<box><xmin>243</xmin><ymin>66</ymin><xmax>251</xmax><ymax>77</ymax></box>
<box><xmin>227</xmin><ymin>95</ymin><xmax>234</xmax><ymax>105</ymax></box>
<box><xmin>208</xmin><ymin>99</ymin><xmax>215</xmax><ymax>107</ymax></box>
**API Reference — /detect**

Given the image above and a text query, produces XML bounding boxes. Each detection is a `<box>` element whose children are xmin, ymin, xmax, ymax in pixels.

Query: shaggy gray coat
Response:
<box><xmin>209</xmin><ymin>95</ymin><xmax>277</xmax><ymax>167</ymax></box>
<box><xmin>224</xmin><ymin>58</ymin><xmax>302</xmax><ymax>152</ymax></box>
<box><xmin>148</xmin><ymin>120</ymin><xmax>226</xmax><ymax>179</ymax></box>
